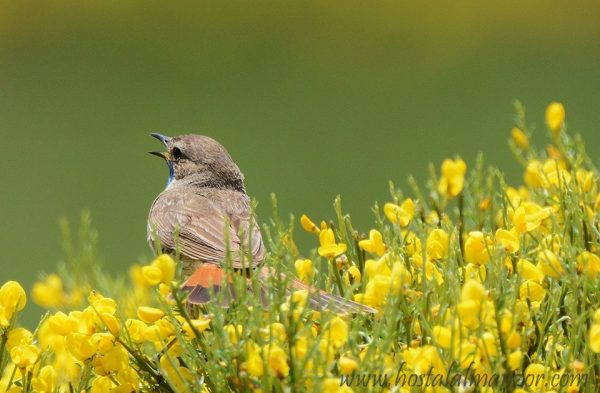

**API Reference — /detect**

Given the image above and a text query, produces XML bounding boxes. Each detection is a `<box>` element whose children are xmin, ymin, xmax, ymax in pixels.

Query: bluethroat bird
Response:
<box><xmin>148</xmin><ymin>133</ymin><xmax>375</xmax><ymax>314</ymax></box>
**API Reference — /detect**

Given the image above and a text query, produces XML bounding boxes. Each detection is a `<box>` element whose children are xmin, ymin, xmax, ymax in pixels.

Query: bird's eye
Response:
<box><xmin>171</xmin><ymin>147</ymin><xmax>183</xmax><ymax>160</ymax></box>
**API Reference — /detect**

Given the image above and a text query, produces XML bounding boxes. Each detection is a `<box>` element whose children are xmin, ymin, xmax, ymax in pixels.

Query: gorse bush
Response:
<box><xmin>1</xmin><ymin>102</ymin><xmax>600</xmax><ymax>392</ymax></box>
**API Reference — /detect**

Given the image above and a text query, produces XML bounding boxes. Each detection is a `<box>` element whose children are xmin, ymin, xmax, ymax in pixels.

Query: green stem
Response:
<box><xmin>331</xmin><ymin>258</ymin><xmax>345</xmax><ymax>297</ymax></box>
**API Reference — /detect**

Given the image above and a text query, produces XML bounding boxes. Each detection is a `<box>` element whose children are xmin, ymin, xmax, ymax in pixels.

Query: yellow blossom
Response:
<box><xmin>124</xmin><ymin>319</ymin><xmax>148</xmax><ymax>343</ymax></box>
<box><xmin>31</xmin><ymin>365</ymin><xmax>58</xmax><ymax>393</ymax></box>
<box><xmin>31</xmin><ymin>274</ymin><xmax>66</xmax><ymax>308</ymax></box>
<box><xmin>323</xmin><ymin>377</ymin><xmax>354</xmax><ymax>393</ymax></box>
<box><xmin>461</xmin><ymin>279</ymin><xmax>486</xmax><ymax>304</ymax></box>
<box><xmin>318</xmin><ymin>228</ymin><xmax>347</xmax><ymax>259</ymax></box>
<box><xmin>524</xmin><ymin>160</ymin><xmax>544</xmax><ymax>188</ymax></box>
<box><xmin>265</xmin><ymin>343</ymin><xmax>289</xmax><ymax>377</ymax></box>
<box><xmin>520</xmin><ymin>280</ymin><xmax>546</xmax><ymax>302</ymax></box>
<box><xmin>517</xmin><ymin>258</ymin><xmax>545</xmax><ymax>284</ymax></box>
<box><xmin>524</xmin><ymin>363</ymin><xmax>546</xmax><ymax>390</ymax></box>
<box><xmin>300</xmin><ymin>214</ymin><xmax>320</xmax><ymax>234</ymax></box>
<box><xmin>0</xmin><ymin>281</ymin><xmax>26</xmax><ymax>313</ymax></box>
<box><xmin>545</xmin><ymin>102</ymin><xmax>565</xmax><ymax>135</ymax></box>
<box><xmin>511</xmin><ymin>127</ymin><xmax>529</xmax><ymax>149</ymax></box>
<box><xmin>590</xmin><ymin>324</ymin><xmax>600</xmax><ymax>353</ymax></box>
<box><xmin>432</xmin><ymin>326</ymin><xmax>451</xmax><ymax>348</ymax></box>
<box><xmin>245</xmin><ymin>342</ymin><xmax>264</xmax><ymax>377</ymax></box>
<box><xmin>47</xmin><ymin>311</ymin><xmax>78</xmax><ymax>336</ymax></box>
<box><xmin>141</xmin><ymin>254</ymin><xmax>176</xmax><ymax>285</ymax></box>
<box><xmin>66</xmin><ymin>332</ymin><xmax>97</xmax><ymax>361</ymax></box>
<box><xmin>327</xmin><ymin>316</ymin><xmax>349</xmax><ymax>349</ymax></box>
<box><xmin>506</xmin><ymin>331</ymin><xmax>522</xmax><ymax>349</ymax></box>
<box><xmin>437</xmin><ymin>157</ymin><xmax>467</xmax><ymax>197</ymax></box>
<box><xmin>338</xmin><ymin>355</ymin><xmax>358</xmax><ymax>374</ymax></box>
<box><xmin>383</xmin><ymin>198</ymin><xmax>414</xmax><ymax>226</ymax></box>
<box><xmin>426</xmin><ymin>229</ymin><xmax>449</xmax><ymax>260</ymax></box>
<box><xmin>294</xmin><ymin>259</ymin><xmax>314</xmax><ymax>282</ymax></box>
<box><xmin>10</xmin><ymin>344</ymin><xmax>40</xmax><ymax>369</ymax></box>
<box><xmin>465</xmin><ymin>263</ymin><xmax>486</xmax><ymax>282</ymax></box>
<box><xmin>344</xmin><ymin>265</ymin><xmax>361</xmax><ymax>286</ymax></box>
<box><xmin>512</xmin><ymin>202</ymin><xmax>550</xmax><ymax>233</ymax></box>
<box><xmin>495</xmin><ymin>228</ymin><xmax>520</xmax><ymax>253</ymax></box>
<box><xmin>359</xmin><ymin>229</ymin><xmax>386</xmax><ymax>256</ymax></box>
<box><xmin>508</xmin><ymin>350</ymin><xmax>523</xmax><ymax>370</ymax></box>
<box><xmin>537</xmin><ymin>249</ymin><xmax>564</xmax><ymax>278</ymax></box>
<box><xmin>464</xmin><ymin>231</ymin><xmax>492</xmax><ymax>265</ymax></box>
<box><xmin>577</xmin><ymin>251</ymin><xmax>600</xmax><ymax>279</ymax></box>
<box><xmin>137</xmin><ymin>306</ymin><xmax>165</xmax><ymax>323</ymax></box>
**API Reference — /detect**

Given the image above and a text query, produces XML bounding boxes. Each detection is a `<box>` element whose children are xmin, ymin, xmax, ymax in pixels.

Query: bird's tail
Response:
<box><xmin>181</xmin><ymin>264</ymin><xmax>377</xmax><ymax>315</ymax></box>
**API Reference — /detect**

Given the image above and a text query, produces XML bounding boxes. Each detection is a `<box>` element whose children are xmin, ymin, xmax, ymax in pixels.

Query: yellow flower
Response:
<box><xmin>512</xmin><ymin>202</ymin><xmax>550</xmax><ymax>233</ymax></box>
<box><xmin>294</xmin><ymin>259</ymin><xmax>314</xmax><ymax>282</ymax></box>
<box><xmin>323</xmin><ymin>377</ymin><xmax>354</xmax><ymax>393</ymax></box>
<box><xmin>47</xmin><ymin>311</ymin><xmax>79</xmax><ymax>336</ymax></box>
<box><xmin>338</xmin><ymin>355</ymin><xmax>358</xmax><ymax>374</ymax></box>
<box><xmin>464</xmin><ymin>231</ymin><xmax>492</xmax><ymax>265</ymax></box>
<box><xmin>182</xmin><ymin>317</ymin><xmax>211</xmax><ymax>338</ymax></box>
<box><xmin>426</xmin><ymin>229</ymin><xmax>449</xmax><ymax>260</ymax></box>
<box><xmin>31</xmin><ymin>365</ymin><xmax>58</xmax><ymax>393</ymax></box>
<box><xmin>589</xmin><ymin>324</ymin><xmax>600</xmax><ymax>353</ymax></box>
<box><xmin>543</xmin><ymin>158</ymin><xmax>571</xmax><ymax>188</ymax></box>
<box><xmin>524</xmin><ymin>363</ymin><xmax>546</xmax><ymax>390</ymax></box>
<box><xmin>344</xmin><ymin>265</ymin><xmax>361</xmax><ymax>286</ymax></box>
<box><xmin>495</xmin><ymin>228</ymin><xmax>520</xmax><ymax>253</ymax></box>
<box><xmin>511</xmin><ymin>127</ymin><xmax>529</xmax><ymax>149</ymax></box>
<box><xmin>506</xmin><ymin>331</ymin><xmax>522</xmax><ymax>350</ymax></box>
<box><xmin>391</xmin><ymin>261</ymin><xmax>412</xmax><ymax>292</ymax></box>
<box><xmin>545</xmin><ymin>102</ymin><xmax>565</xmax><ymax>135</ymax></box>
<box><xmin>88</xmin><ymin>291</ymin><xmax>117</xmax><ymax>315</ymax></box>
<box><xmin>141</xmin><ymin>254</ymin><xmax>176</xmax><ymax>286</ymax></box>
<box><xmin>517</xmin><ymin>258</ymin><xmax>545</xmax><ymax>284</ymax></box>
<box><xmin>160</xmin><ymin>354</ymin><xmax>193</xmax><ymax>392</ymax></box>
<box><xmin>265</xmin><ymin>343</ymin><xmax>289</xmax><ymax>378</ymax></box>
<box><xmin>0</xmin><ymin>281</ymin><xmax>26</xmax><ymax>313</ymax></box>
<box><xmin>465</xmin><ymin>263</ymin><xmax>486</xmax><ymax>282</ymax></box>
<box><xmin>6</xmin><ymin>328</ymin><xmax>33</xmax><ymax>352</ymax></box>
<box><xmin>137</xmin><ymin>306</ymin><xmax>165</xmax><ymax>323</ymax></box>
<box><xmin>461</xmin><ymin>279</ymin><xmax>487</xmax><ymax>304</ymax></box>
<box><xmin>519</xmin><ymin>280</ymin><xmax>546</xmax><ymax>302</ymax></box>
<box><xmin>31</xmin><ymin>274</ymin><xmax>66</xmax><ymax>309</ymax></box>
<box><xmin>508</xmin><ymin>350</ymin><xmax>523</xmax><ymax>370</ymax></box>
<box><xmin>383</xmin><ymin>198</ymin><xmax>414</xmax><ymax>226</ymax></box>
<box><xmin>10</xmin><ymin>344</ymin><xmax>40</xmax><ymax>369</ymax></box>
<box><xmin>300</xmin><ymin>214</ymin><xmax>320</xmax><ymax>234</ymax></box>
<box><xmin>577</xmin><ymin>251</ymin><xmax>600</xmax><ymax>279</ymax></box>
<box><xmin>432</xmin><ymin>326</ymin><xmax>451</xmax><ymax>348</ymax></box>
<box><xmin>245</xmin><ymin>342</ymin><xmax>264</xmax><ymax>377</ymax></box>
<box><xmin>66</xmin><ymin>332</ymin><xmax>97</xmax><ymax>361</ymax></box>
<box><xmin>524</xmin><ymin>160</ymin><xmax>544</xmax><ymax>188</ymax></box>
<box><xmin>359</xmin><ymin>229</ymin><xmax>386</xmax><ymax>256</ymax></box>
<box><xmin>479</xmin><ymin>332</ymin><xmax>498</xmax><ymax>357</ymax></box>
<box><xmin>437</xmin><ymin>158</ymin><xmax>467</xmax><ymax>197</ymax></box>
<box><xmin>318</xmin><ymin>228</ymin><xmax>347</xmax><ymax>259</ymax></box>
<box><xmin>125</xmin><ymin>319</ymin><xmax>148</xmax><ymax>343</ymax></box>
<box><xmin>537</xmin><ymin>250</ymin><xmax>564</xmax><ymax>278</ymax></box>
<box><xmin>225</xmin><ymin>324</ymin><xmax>243</xmax><ymax>344</ymax></box>
<box><xmin>327</xmin><ymin>316</ymin><xmax>349</xmax><ymax>349</ymax></box>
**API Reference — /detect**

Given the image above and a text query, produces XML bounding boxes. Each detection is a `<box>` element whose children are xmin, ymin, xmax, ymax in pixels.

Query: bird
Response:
<box><xmin>147</xmin><ymin>133</ymin><xmax>376</xmax><ymax>314</ymax></box>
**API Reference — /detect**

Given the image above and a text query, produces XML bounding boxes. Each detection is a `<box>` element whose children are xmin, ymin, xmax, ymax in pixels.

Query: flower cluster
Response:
<box><xmin>1</xmin><ymin>101</ymin><xmax>600</xmax><ymax>392</ymax></box>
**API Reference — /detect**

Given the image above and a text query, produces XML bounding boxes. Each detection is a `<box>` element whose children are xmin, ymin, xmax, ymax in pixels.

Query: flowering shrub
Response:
<box><xmin>1</xmin><ymin>102</ymin><xmax>600</xmax><ymax>392</ymax></box>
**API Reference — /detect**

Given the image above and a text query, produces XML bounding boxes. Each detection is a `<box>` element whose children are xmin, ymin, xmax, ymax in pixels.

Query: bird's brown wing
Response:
<box><xmin>147</xmin><ymin>189</ymin><xmax>264</xmax><ymax>269</ymax></box>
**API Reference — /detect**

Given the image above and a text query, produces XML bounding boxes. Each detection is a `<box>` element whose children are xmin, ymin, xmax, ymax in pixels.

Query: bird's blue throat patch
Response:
<box><xmin>166</xmin><ymin>161</ymin><xmax>175</xmax><ymax>189</ymax></box>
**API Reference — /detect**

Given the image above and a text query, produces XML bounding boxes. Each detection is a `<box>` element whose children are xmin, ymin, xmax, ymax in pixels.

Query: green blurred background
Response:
<box><xmin>2</xmin><ymin>1</ymin><xmax>600</xmax><ymax>313</ymax></box>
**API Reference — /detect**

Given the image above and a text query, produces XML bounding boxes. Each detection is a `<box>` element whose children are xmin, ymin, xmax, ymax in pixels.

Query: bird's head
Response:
<box><xmin>149</xmin><ymin>133</ymin><xmax>245</xmax><ymax>191</ymax></box>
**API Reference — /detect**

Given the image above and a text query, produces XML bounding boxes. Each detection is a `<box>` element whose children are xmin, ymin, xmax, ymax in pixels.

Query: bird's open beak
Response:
<box><xmin>149</xmin><ymin>133</ymin><xmax>171</xmax><ymax>159</ymax></box>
